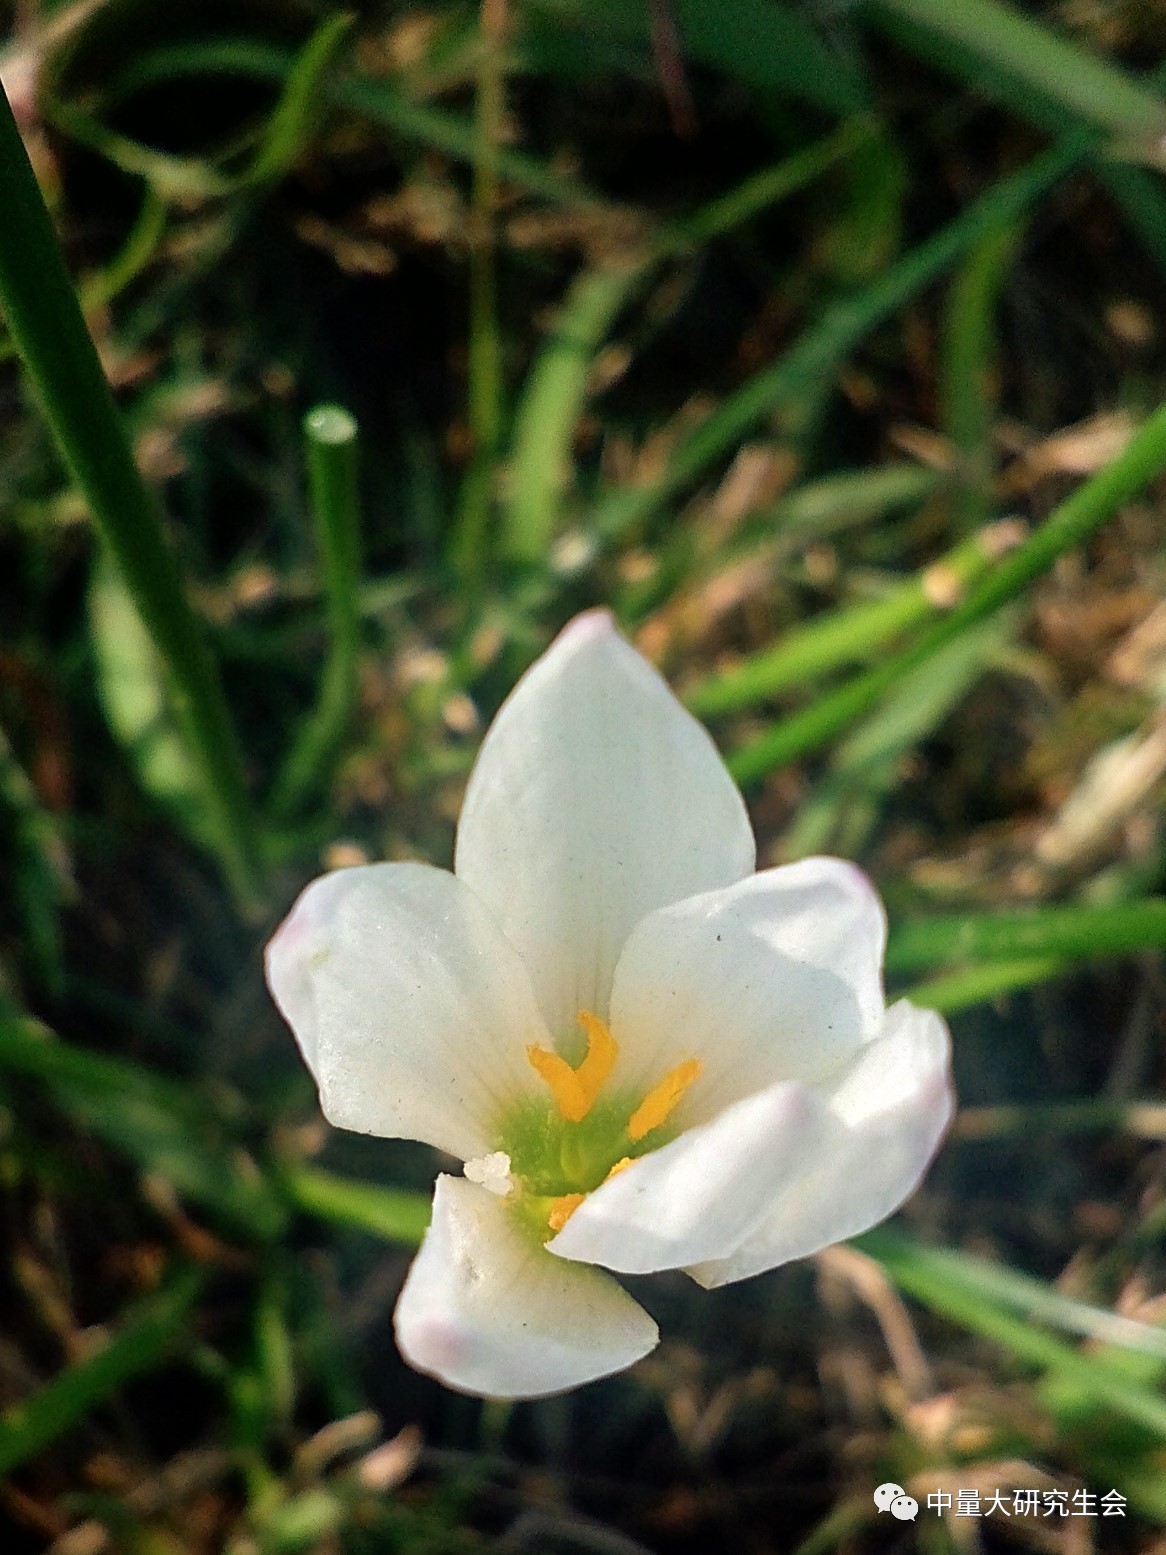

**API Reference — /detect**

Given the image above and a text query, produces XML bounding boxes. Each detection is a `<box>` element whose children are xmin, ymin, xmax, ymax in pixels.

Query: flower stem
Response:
<box><xmin>269</xmin><ymin>406</ymin><xmax>363</xmax><ymax>820</ymax></box>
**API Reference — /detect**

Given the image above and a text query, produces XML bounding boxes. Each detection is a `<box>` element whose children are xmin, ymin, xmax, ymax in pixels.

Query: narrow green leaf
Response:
<box><xmin>282</xmin><ymin>1164</ymin><xmax>431</xmax><ymax>1246</ymax></box>
<box><xmin>783</xmin><ymin>615</ymin><xmax>1011</xmax><ymax>858</ymax></box>
<box><xmin>867</xmin><ymin>0</ymin><xmax>1166</xmax><ymax>153</ymax></box>
<box><xmin>0</xmin><ymin>1267</ymin><xmax>205</xmax><ymax>1476</ymax></box>
<box><xmin>728</xmin><ymin>392</ymin><xmax>1166</xmax><ymax>782</ymax></box>
<box><xmin>859</xmin><ymin>1228</ymin><xmax>1166</xmax><ymax>1438</ymax></box>
<box><xmin>887</xmin><ymin>898</ymin><xmax>1166</xmax><ymax>974</ymax></box>
<box><xmin>899</xmin><ymin>955</ymin><xmax>1067</xmax><ymax>1013</ymax></box>
<box><xmin>0</xmin><ymin>1016</ymin><xmax>286</xmax><ymax>1240</ymax></box>
<box><xmin>0</xmin><ymin>82</ymin><xmax>263</xmax><ymax>909</ymax></box>
<box><xmin>244</xmin><ymin>12</ymin><xmax>354</xmax><ymax>186</ymax></box>
<box><xmin>688</xmin><ymin>524</ymin><xmax>1012</xmax><ymax>719</ymax></box>
<box><xmin>505</xmin><ymin>124</ymin><xmax>867</xmax><ymax>562</ymax></box>
<box><xmin>587</xmin><ymin>137</ymin><xmax>1086</xmax><ymax>544</ymax></box>
<box><xmin>89</xmin><ymin>553</ymin><xmax>219</xmax><ymax>852</ymax></box>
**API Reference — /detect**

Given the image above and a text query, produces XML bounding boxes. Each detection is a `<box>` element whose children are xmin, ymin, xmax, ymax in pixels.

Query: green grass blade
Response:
<box><xmin>862</xmin><ymin>1228</ymin><xmax>1166</xmax><ymax>1360</ymax></box>
<box><xmin>0</xmin><ymin>83</ymin><xmax>263</xmax><ymax>910</ymax></box>
<box><xmin>783</xmin><ymin>615</ymin><xmax>1012</xmax><ymax>858</ymax></box>
<box><xmin>270</xmin><ymin>407</ymin><xmax>364</xmax><ymax>821</ymax></box>
<box><xmin>940</xmin><ymin>218</ymin><xmax>1019</xmax><ymax>532</ymax></box>
<box><xmin>244</xmin><ymin>12</ymin><xmax>354</xmax><ymax>186</ymax></box>
<box><xmin>687</xmin><ymin>523</ymin><xmax>1014</xmax><ymax>719</ymax></box>
<box><xmin>0</xmin><ymin>1016</ymin><xmax>286</xmax><ymax>1239</ymax></box>
<box><xmin>107</xmin><ymin>38</ymin><xmax>616</xmax><ymax>212</ymax></box>
<box><xmin>867</xmin><ymin>0</ymin><xmax>1166</xmax><ymax>152</ymax></box>
<box><xmin>505</xmin><ymin>124</ymin><xmax>866</xmax><ymax>563</ymax></box>
<box><xmin>0</xmin><ymin>1267</ymin><xmax>205</xmax><ymax>1477</ymax></box>
<box><xmin>858</xmin><ymin>1229</ymin><xmax>1166</xmax><ymax>1438</ymax></box>
<box><xmin>900</xmin><ymin>956</ymin><xmax>1067</xmax><ymax>1013</ymax></box>
<box><xmin>728</xmin><ymin>393</ymin><xmax>1166</xmax><ymax>783</ymax></box>
<box><xmin>887</xmin><ymin>898</ymin><xmax>1166</xmax><ymax>973</ymax></box>
<box><xmin>587</xmin><ymin>137</ymin><xmax>1087</xmax><ymax>545</ymax></box>
<box><xmin>282</xmin><ymin>1164</ymin><xmax>431</xmax><ymax>1246</ymax></box>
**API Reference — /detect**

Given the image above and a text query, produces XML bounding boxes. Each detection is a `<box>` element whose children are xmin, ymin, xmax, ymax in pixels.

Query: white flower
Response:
<box><xmin>265</xmin><ymin>611</ymin><xmax>953</xmax><ymax>1400</ymax></box>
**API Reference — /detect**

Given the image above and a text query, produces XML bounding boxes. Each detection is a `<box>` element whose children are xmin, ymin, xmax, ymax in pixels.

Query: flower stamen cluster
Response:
<box><xmin>511</xmin><ymin>1009</ymin><xmax>702</xmax><ymax>1231</ymax></box>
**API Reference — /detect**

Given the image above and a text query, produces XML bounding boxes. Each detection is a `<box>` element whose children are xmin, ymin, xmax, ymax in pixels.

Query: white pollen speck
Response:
<box><xmin>464</xmin><ymin>1151</ymin><xmax>514</xmax><ymax>1197</ymax></box>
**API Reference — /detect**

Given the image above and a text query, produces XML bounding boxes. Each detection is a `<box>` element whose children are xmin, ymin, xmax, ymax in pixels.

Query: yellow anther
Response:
<box><xmin>574</xmin><ymin>1010</ymin><xmax>618</xmax><ymax>1105</ymax></box>
<box><xmin>527</xmin><ymin>1010</ymin><xmax>619</xmax><ymax>1123</ymax></box>
<box><xmin>525</xmin><ymin>1045</ymin><xmax>588</xmax><ymax>1121</ymax></box>
<box><xmin>547</xmin><ymin>1192</ymin><xmax>585</xmax><ymax>1232</ymax></box>
<box><xmin>605</xmin><ymin>1156</ymin><xmax>634</xmax><ymax>1180</ymax></box>
<box><xmin>627</xmin><ymin>1059</ymin><xmax>702</xmax><ymax>1141</ymax></box>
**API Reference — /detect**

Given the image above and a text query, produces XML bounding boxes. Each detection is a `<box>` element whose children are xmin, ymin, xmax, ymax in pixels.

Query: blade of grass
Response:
<box><xmin>887</xmin><ymin>898</ymin><xmax>1166</xmax><ymax>974</ymax></box>
<box><xmin>587</xmin><ymin>135</ymin><xmax>1088</xmax><ymax>544</ymax></box>
<box><xmin>686</xmin><ymin>521</ymin><xmax>1018</xmax><ymax>718</ymax></box>
<box><xmin>0</xmin><ymin>1016</ymin><xmax>286</xmax><ymax>1239</ymax></box>
<box><xmin>0</xmin><ymin>1266</ymin><xmax>205</xmax><ymax>1477</ymax></box>
<box><xmin>504</xmin><ymin>121</ymin><xmax>869</xmax><ymax>562</ymax></box>
<box><xmin>865</xmin><ymin>0</ymin><xmax>1166</xmax><ymax>153</ymax></box>
<box><xmin>728</xmin><ymin>392</ymin><xmax>1166</xmax><ymax>784</ymax></box>
<box><xmin>783</xmin><ymin>615</ymin><xmax>1013</xmax><ymax>858</ymax></box>
<box><xmin>857</xmin><ymin>1229</ymin><xmax>1166</xmax><ymax>1438</ymax></box>
<box><xmin>281</xmin><ymin>1164</ymin><xmax>431</xmax><ymax>1246</ymax></box>
<box><xmin>270</xmin><ymin>407</ymin><xmax>364</xmax><ymax>821</ymax></box>
<box><xmin>106</xmin><ymin>37</ymin><xmax>616</xmax><ymax>213</ymax></box>
<box><xmin>449</xmin><ymin>0</ymin><xmax>508</xmax><ymax>583</ymax></box>
<box><xmin>244</xmin><ymin>12</ymin><xmax>354</xmax><ymax>186</ymax></box>
<box><xmin>860</xmin><ymin>1228</ymin><xmax>1166</xmax><ymax>1364</ymax></box>
<box><xmin>939</xmin><ymin>218</ymin><xmax>1019</xmax><ymax>533</ymax></box>
<box><xmin>898</xmin><ymin>956</ymin><xmax>1068</xmax><ymax>1013</ymax></box>
<box><xmin>0</xmin><ymin>83</ymin><xmax>263</xmax><ymax>910</ymax></box>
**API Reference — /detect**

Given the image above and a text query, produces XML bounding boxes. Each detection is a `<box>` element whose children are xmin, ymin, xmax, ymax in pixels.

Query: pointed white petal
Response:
<box><xmin>265</xmin><ymin>863</ymin><xmax>549</xmax><ymax>1160</ymax></box>
<box><xmin>394</xmin><ymin>1175</ymin><xmax>658</xmax><ymax>1398</ymax></box>
<box><xmin>455</xmin><ymin>611</ymin><xmax>754</xmax><ymax>1038</ymax></box>
<box><xmin>548</xmin><ymin>1080</ymin><xmax>828</xmax><ymax>1273</ymax></box>
<box><xmin>607</xmin><ymin>860</ymin><xmax>888</xmax><ymax>1114</ymax></box>
<box><xmin>687</xmin><ymin>1002</ymin><xmax>953</xmax><ymax>1288</ymax></box>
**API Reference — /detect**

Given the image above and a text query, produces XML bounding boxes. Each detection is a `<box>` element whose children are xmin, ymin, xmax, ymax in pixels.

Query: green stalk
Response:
<box><xmin>728</xmin><ymin>394</ymin><xmax>1166</xmax><ymax>784</ymax></box>
<box><xmin>270</xmin><ymin>406</ymin><xmax>363</xmax><ymax>820</ymax></box>
<box><xmin>0</xmin><ymin>83</ymin><xmax>263</xmax><ymax>910</ymax></box>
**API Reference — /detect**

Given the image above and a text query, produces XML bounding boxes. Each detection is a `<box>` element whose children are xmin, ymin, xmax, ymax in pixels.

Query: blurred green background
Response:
<box><xmin>4</xmin><ymin>0</ymin><xmax>1166</xmax><ymax>1549</ymax></box>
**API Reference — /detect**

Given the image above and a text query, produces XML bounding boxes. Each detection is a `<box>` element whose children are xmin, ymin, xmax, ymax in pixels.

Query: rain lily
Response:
<box><xmin>266</xmin><ymin>611</ymin><xmax>953</xmax><ymax>1399</ymax></box>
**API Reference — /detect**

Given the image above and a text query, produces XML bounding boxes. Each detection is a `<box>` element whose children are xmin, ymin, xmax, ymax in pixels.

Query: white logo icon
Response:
<box><xmin>870</xmin><ymin>1480</ymin><xmax>907</xmax><ymax>1505</ymax></box>
<box><xmin>890</xmin><ymin>1494</ymin><xmax>919</xmax><ymax>1521</ymax></box>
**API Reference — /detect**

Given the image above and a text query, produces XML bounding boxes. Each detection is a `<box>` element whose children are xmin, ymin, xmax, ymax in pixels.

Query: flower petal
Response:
<box><xmin>548</xmin><ymin>1079</ymin><xmax>828</xmax><ymax>1273</ymax></box>
<box><xmin>687</xmin><ymin>1001</ymin><xmax>953</xmax><ymax>1288</ymax></box>
<box><xmin>455</xmin><ymin>610</ymin><xmax>755</xmax><ymax>1038</ymax></box>
<box><xmin>607</xmin><ymin>860</ymin><xmax>889</xmax><ymax>1114</ymax></box>
<box><xmin>265</xmin><ymin>863</ymin><xmax>550</xmax><ymax>1160</ymax></box>
<box><xmin>394</xmin><ymin>1174</ymin><xmax>659</xmax><ymax>1398</ymax></box>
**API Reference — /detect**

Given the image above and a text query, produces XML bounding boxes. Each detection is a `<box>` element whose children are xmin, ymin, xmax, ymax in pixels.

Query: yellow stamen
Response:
<box><xmin>525</xmin><ymin>1045</ymin><xmax>588</xmax><ymax>1121</ymax></box>
<box><xmin>573</xmin><ymin>1010</ymin><xmax>618</xmax><ymax>1105</ymax></box>
<box><xmin>605</xmin><ymin>1156</ymin><xmax>634</xmax><ymax>1180</ymax></box>
<box><xmin>526</xmin><ymin>1010</ymin><xmax>619</xmax><ymax>1123</ymax></box>
<box><xmin>547</xmin><ymin>1192</ymin><xmax>585</xmax><ymax>1232</ymax></box>
<box><xmin>627</xmin><ymin>1059</ymin><xmax>702</xmax><ymax>1141</ymax></box>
